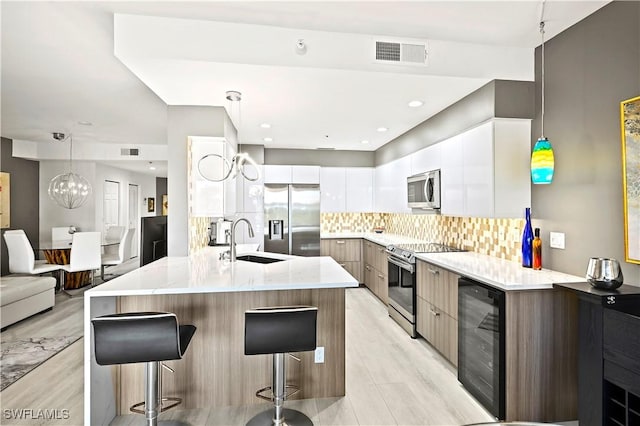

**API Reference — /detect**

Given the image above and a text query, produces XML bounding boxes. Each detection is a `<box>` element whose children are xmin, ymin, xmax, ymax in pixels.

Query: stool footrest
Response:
<box><xmin>129</xmin><ymin>397</ymin><xmax>182</xmax><ymax>415</ymax></box>
<box><xmin>255</xmin><ymin>385</ymin><xmax>300</xmax><ymax>402</ymax></box>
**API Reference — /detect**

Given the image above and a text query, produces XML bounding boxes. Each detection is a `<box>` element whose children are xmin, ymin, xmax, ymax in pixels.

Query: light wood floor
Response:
<box><xmin>2</xmin><ymin>287</ymin><xmax>497</xmax><ymax>425</ymax></box>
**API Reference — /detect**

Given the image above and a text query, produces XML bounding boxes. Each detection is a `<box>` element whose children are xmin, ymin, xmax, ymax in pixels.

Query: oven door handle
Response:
<box><xmin>387</xmin><ymin>256</ymin><xmax>415</xmax><ymax>274</ymax></box>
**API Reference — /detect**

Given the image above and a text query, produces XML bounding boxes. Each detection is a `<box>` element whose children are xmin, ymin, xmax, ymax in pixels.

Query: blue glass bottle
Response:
<box><xmin>522</xmin><ymin>208</ymin><xmax>534</xmax><ymax>268</ymax></box>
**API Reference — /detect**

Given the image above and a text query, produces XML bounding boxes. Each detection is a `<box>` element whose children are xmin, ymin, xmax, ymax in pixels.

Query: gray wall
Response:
<box><xmin>375</xmin><ymin>80</ymin><xmax>535</xmax><ymax>166</ymax></box>
<box><xmin>1</xmin><ymin>137</ymin><xmax>40</xmax><ymax>276</ymax></box>
<box><xmin>531</xmin><ymin>1</ymin><xmax>640</xmax><ymax>284</ymax></box>
<box><xmin>155</xmin><ymin>177</ymin><xmax>167</xmax><ymax>216</ymax></box>
<box><xmin>265</xmin><ymin>148</ymin><xmax>374</xmax><ymax>167</ymax></box>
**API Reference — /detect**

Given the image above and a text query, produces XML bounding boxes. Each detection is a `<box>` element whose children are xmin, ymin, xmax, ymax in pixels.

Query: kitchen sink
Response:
<box><xmin>236</xmin><ymin>255</ymin><xmax>285</xmax><ymax>264</ymax></box>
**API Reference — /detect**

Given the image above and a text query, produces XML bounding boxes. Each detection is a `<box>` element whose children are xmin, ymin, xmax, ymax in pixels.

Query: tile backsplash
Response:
<box><xmin>321</xmin><ymin>212</ymin><xmax>524</xmax><ymax>261</ymax></box>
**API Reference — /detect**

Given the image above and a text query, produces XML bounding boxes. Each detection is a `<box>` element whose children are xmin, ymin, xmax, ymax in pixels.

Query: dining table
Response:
<box><xmin>37</xmin><ymin>238</ymin><xmax>120</xmax><ymax>289</ymax></box>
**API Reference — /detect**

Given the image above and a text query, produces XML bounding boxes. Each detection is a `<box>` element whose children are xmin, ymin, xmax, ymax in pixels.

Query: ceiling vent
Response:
<box><xmin>374</xmin><ymin>40</ymin><xmax>428</xmax><ymax>66</ymax></box>
<box><xmin>120</xmin><ymin>148</ymin><xmax>139</xmax><ymax>156</ymax></box>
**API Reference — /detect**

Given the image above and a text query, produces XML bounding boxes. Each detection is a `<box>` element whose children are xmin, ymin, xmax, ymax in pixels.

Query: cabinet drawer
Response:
<box><xmin>417</xmin><ymin>261</ymin><xmax>458</xmax><ymax>319</ymax></box>
<box><xmin>337</xmin><ymin>261</ymin><xmax>362</xmax><ymax>283</ymax></box>
<box><xmin>320</xmin><ymin>239</ymin><xmax>361</xmax><ymax>261</ymax></box>
<box><xmin>373</xmin><ymin>243</ymin><xmax>388</xmax><ymax>273</ymax></box>
<box><xmin>375</xmin><ymin>270</ymin><xmax>387</xmax><ymax>305</ymax></box>
<box><xmin>364</xmin><ymin>263</ymin><xmax>375</xmax><ymax>291</ymax></box>
<box><xmin>416</xmin><ymin>297</ymin><xmax>458</xmax><ymax>366</ymax></box>
<box><xmin>364</xmin><ymin>241</ymin><xmax>376</xmax><ymax>267</ymax></box>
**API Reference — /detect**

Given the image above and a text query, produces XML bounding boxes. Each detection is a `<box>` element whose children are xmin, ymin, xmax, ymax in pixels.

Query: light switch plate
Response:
<box><xmin>550</xmin><ymin>232</ymin><xmax>565</xmax><ymax>249</ymax></box>
<box><xmin>315</xmin><ymin>346</ymin><xmax>324</xmax><ymax>363</ymax></box>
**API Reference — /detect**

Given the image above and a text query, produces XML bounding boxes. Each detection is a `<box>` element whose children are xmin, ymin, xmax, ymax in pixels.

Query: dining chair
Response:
<box><xmin>60</xmin><ymin>232</ymin><xmax>102</xmax><ymax>289</ymax></box>
<box><xmin>101</xmin><ymin>228</ymin><xmax>134</xmax><ymax>281</ymax></box>
<box><xmin>52</xmin><ymin>227</ymin><xmax>73</xmax><ymax>242</ymax></box>
<box><xmin>3</xmin><ymin>230</ymin><xmax>62</xmax><ymax>275</ymax></box>
<box><xmin>103</xmin><ymin>226</ymin><xmax>125</xmax><ymax>255</ymax></box>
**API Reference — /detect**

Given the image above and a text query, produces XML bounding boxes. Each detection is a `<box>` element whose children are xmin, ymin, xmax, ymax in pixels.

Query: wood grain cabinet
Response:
<box><xmin>363</xmin><ymin>240</ymin><xmax>388</xmax><ymax>304</ymax></box>
<box><xmin>416</xmin><ymin>260</ymin><xmax>459</xmax><ymax>366</ymax></box>
<box><xmin>320</xmin><ymin>239</ymin><xmax>362</xmax><ymax>282</ymax></box>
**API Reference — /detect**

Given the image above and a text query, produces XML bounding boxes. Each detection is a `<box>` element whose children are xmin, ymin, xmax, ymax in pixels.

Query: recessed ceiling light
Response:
<box><xmin>263</xmin><ymin>137</ymin><xmax>273</xmax><ymax>142</ymax></box>
<box><xmin>260</xmin><ymin>123</ymin><xmax>271</xmax><ymax>129</ymax></box>
<box><xmin>78</xmin><ymin>121</ymin><xmax>92</xmax><ymax>126</ymax></box>
<box><xmin>361</xmin><ymin>140</ymin><xmax>370</xmax><ymax>144</ymax></box>
<box><xmin>408</xmin><ymin>100</ymin><xmax>424</xmax><ymax>108</ymax></box>
<box><xmin>377</xmin><ymin>127</ymin><xmax>388</xmax><ymax>132</ymax></box>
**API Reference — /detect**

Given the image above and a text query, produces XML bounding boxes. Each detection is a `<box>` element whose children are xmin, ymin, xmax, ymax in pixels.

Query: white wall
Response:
<box><xmin>39</xmin><ymin>160</ymin><xmax>156</xmax><ymax>243</ymax></box>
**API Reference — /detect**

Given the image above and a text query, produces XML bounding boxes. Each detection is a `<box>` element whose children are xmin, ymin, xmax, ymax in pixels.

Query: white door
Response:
<box><xmin>103</xmin><ymin>180</ymin><xmax>120</xmax><ymax>234</ymax></box>
<box><xmin>128</xmin><ymin>184</ymin><xmax>139</xmax><ymax>258</ymax></box>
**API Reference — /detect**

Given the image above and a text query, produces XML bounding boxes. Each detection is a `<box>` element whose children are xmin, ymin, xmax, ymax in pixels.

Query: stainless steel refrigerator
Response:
<box><xmin>264</xmin><ymin>184</ymin><xmax>320</xmax><ymax>256</ymax></box>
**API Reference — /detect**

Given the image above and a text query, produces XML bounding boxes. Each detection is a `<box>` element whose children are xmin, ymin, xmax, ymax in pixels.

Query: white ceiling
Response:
<box><xmin>1</xmin><ymin>1</ymin><xmax>609</xmax><ymax>175</ymax></box>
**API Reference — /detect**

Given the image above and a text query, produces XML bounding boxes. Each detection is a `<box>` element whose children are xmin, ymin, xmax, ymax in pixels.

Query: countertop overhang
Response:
<box><xmin>85</xmin><ymin>248</ymin><xmax>358</xmax><ymax>297</ymax></box>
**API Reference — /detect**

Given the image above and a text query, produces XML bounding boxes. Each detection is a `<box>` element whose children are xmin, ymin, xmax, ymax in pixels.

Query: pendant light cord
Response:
<box><xmin>540</xmin><ymin>20</ymin><xmax>546</xmax><ymax>139</ymax></box>
<box><xmin>69</xmin><ymin>135</ymin><xmax>74</xmax><ymax>171</ymax></box>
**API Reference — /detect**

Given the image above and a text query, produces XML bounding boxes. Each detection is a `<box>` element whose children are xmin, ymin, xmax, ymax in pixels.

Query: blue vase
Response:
<box><xmin>522</xmin><ymin>208</ymin><xmax>533</xmax><ymax>268</ymax></box>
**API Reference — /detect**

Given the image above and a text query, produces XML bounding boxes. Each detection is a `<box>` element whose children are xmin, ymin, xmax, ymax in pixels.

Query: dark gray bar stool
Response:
<box><xmin>92</xmin><ymin>312</ymin><xmax>196</xmax><ymax>426</ymax></box>
<box><xmin>245</xmin><ymin>306</ymin><xmax>318</xmax><ymax>426</ymax></box>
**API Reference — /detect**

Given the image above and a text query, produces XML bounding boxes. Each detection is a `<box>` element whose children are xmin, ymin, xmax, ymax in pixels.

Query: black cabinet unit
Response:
<box><xmin>554</xmin><ymin>282</ymin><xmax>640</xmax><ymax>426</ymax></box>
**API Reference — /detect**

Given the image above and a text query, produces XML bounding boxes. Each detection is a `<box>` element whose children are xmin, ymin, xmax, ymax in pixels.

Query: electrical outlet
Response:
<box><xmin>314</xmin><ymin>346</ymin><xmax>324</xmax><ymax>364</ymax></box>
<box><xmin>498</xmin><ymin>229</ymin><xmax>505</xmax><ymax>241</ymax></box>
<box><xmin>550</xmin><ymin>232</ymin><xmax>565</xmax><ymax>249</ymax></box>
<box><xmin>512</xmin><ymin>227</ymin><xmax>520</xmax><ymax>243</ymax></box>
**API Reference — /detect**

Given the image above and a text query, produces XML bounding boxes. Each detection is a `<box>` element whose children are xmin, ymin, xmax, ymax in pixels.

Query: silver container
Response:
<box><xmin>586</xmin><ymin>257</ymin><xmax>624</xmax><ymax>290</ymax></box>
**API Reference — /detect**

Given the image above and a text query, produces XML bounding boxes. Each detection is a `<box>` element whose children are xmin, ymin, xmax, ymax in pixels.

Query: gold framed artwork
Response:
<box><xmin>148</xmin><ymin>197</ymin><xmax>155</xmax><ymax>213</ymax></box>
<box><xmin>0</xmin><ymin>172</ymin><xmax>10</xmax><ymax>228</ymax></box>
<box><xmin>162</xmin><ymin>194</ymin><xmax>168</xmax><ymax>216</ymax></box>
<box><xmin>621</xmin><ymin>95</ymin><xmax>640</xmax><ymax>264</ymax></box>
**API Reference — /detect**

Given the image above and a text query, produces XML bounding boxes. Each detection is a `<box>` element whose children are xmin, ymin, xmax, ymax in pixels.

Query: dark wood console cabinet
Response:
<box><xmin>554</xmin><ymin>282</ymin><xmax>640</xmax><ymax>426</ymax></box>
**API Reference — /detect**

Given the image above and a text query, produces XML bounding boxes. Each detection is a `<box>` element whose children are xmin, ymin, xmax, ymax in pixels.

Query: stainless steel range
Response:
<box><xmin>385</xmin><ymin>242</ymin><xmax>463</xmax><ymax>337</ymax></box>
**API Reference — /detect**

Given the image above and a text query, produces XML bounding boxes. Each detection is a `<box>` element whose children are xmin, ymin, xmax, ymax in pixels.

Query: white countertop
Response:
<box><xmin>322</xmin><ymin>232</ymin><xmax>584</xmax><ymax>291</ymax></box>
<box><xmin>416</xmin><ymin>251</ymin><xmax>584</xmax><ymax>291</ymax></box>
<box><xmin>85</xmin><ymin>246</ymin><xmax>359</xmax><ymax>297</ymax></box>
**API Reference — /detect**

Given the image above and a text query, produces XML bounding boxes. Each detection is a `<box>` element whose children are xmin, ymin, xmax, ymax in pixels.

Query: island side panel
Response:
<box><xmin>116</xmin><ymin>288</ymin><xmax>345</xmax><ymax>412</ymax></box>
<box><xmin>505</xmin><ymin>289</ymin><xmax>578</xmax><ymax>422</ymax></box>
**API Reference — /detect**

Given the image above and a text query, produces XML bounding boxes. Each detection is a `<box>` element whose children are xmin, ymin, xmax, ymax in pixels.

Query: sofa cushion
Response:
<box><xmin>0</xmin><ymin>276</ymin><xmax>56</xmax><ymax>306</ymax></box>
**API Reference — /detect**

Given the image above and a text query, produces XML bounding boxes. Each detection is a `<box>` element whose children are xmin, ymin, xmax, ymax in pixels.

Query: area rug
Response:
<box><xmin>0</xmin><ymin>335</ymin><xmax>81</xmax><ymax>391</ymax></box>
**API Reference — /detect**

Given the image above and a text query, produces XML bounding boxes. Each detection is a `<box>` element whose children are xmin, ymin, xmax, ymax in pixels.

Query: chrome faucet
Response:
<box><xmin>230</xmin><ymin>218</ymin><xmax>255</xmax><ymax>261</ymax></box>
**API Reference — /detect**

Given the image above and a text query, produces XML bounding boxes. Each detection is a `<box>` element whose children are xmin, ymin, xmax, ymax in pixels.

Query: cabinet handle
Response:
<box><xmin>379</xmin><ymin>248</ymin><xmax>384</xmax><ymax>252</ymax></box>
<box><xmin>336</xmin><ymin>240</ymin><xmax>346</xmax><ymax>244</ymax></box>
<box><xmin>377</xmin><ymin>274</ymin><xmax>384</xmax><ymax>279</ymax></box>
<box><xmin>339</xmin><ymin>263</ymin><xmax>346</xmax><ymax>267</ymax></box>
<box><xmin>428</xmin><ymin>268</ymin><xmax>439</xmax><ymax>275</ymax></box>
<box><xmin>430</xmin><ymin>309</ymin><xmax>440</xmax><ymax>317</ymax></box>
<box><xmin>365</xmin><ymin>265</ymin><xmax>371</xmax><ymax>271</ymax></box>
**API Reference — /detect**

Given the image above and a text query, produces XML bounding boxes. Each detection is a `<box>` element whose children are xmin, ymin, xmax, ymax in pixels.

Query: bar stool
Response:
<box><xmin>92</xmin><ymin>312</ymin><xmax>196</xmax><ymax>426</ymax></box>
<box><xmin>244</xmin><ymin>306</ymin><xmax>318</xmax><ymax>426</ymax></box>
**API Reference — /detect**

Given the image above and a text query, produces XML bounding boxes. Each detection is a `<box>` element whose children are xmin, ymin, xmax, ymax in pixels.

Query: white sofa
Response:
<box><xmin>0</xmin><ymin>275</ymin><xmax>56</xmax><ymax>330</ymax></box>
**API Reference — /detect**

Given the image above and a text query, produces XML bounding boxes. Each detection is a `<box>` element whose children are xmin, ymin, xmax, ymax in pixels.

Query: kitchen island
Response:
<box><xmin>83</xmin><ymin>249</ymin><xmax>358</xmax><ymax>426</ymax></box>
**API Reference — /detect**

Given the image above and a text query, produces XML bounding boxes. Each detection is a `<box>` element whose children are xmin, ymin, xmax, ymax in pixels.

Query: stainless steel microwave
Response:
<box><xmin>407</xmin><ymin>170</ymin><xmax>440</xmax><ymax>209</ymax></box>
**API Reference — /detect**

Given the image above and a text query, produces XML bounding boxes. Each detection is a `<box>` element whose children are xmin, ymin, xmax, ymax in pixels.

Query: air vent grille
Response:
<box><xmin>376</xmin><ymin>42</ymin><xmax>401</xmax><ymax>62</ymax></box>
<box><xmin>375</xmin><ymin>40</ymin><xmax>427</xmax><ymax>65</ymax></box>
<box><xmin>120</xmin><ymin>148</ymin><xmax>139</xmax><ymax>156</ymax></box>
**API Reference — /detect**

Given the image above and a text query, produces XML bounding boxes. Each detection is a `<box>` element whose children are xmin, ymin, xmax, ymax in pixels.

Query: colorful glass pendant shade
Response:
<box><xmin>531</xmin><ymin>18</ymin><xmax>555</xmax><ymax>185</ymax></box>
<box><xmin>531</xmin><ymin>137</ymin><xmax>554</xmax><ymax>184</ymax></box>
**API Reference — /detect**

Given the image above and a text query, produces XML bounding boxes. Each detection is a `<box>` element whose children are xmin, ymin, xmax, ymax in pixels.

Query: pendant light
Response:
<box><xmin>531</xmin><ymin>19</ymin><xmax>555</xmax><ymax>184</ymax></box>
<box><xmin>198</xmin><ymin>90</ymin><xmax>260</xmax><ymax>182</ymax></box>
<box><xmin>48</xmin><ymin>133</ymin><xmax>92</xmax><ymax>208</ymax></box>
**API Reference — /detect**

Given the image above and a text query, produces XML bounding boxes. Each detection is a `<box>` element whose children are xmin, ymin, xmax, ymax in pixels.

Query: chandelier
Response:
<box><xmin>48</xmin><ymin>133</ymin><xmax>92</xmax><ymax>209</ymax></box>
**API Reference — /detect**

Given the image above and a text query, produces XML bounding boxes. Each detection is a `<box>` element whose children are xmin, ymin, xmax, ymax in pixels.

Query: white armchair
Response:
<box><xmin>101</xmin><ymin>228</ymin><xmax>134</xmax><ymax>281</ymax></box>
<box><xmin>3</xmin><ymin>230</ymin><xmax>62</xmax><ymax>275</ymax></box>
<box><xmin>60</xmin><ymin>232</ymin><xmax>101</xmax><ymax>290</ymax></box>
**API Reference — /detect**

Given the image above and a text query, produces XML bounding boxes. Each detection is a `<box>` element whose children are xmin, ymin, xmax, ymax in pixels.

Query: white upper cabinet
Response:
<box><xmin>264</xmin><ymin>165</ymin><xmax>320</xmax><ymax>184</ymax></box>
<box><xmin>320</xmin><ymin>167</ymin><xmax>374</xmax><ymax>213</ymax></box>
<box><xmin>292</xmin><ymin>166</ymin><xmax>320</xmax><ymax>184</ymax></box>
<box><xmin>440</xmin><ymin>134</ymin><xmax>464</xmax><ymax>216</ymax></box>
<box><xmin>439</xmin><ymin>119</ymin><xmax>531</xmax><ymax>217</ymax></box>
<box><xmin>320</xmin><ymin>167</ymin><xmax>346</xmax><ymax>212</ymax></box>
<box><xmin>236</xmin><ymin>165</ymin><xmax>264</xmax><ymax>214</ymax></box>
<box><xmin>375</xmin><ymin>156</ymin><xmax>411</xmax><ymax>213</ymax></box>
<box><xmin>410</xmin><ymin>143</ymin><xmax>442</xmax><ymax>176</ymax></box>
<box><xmin>263</xmin><ymin>165</ymin><xmax>292</xmax><ymax>184</ymax></box>
<box><xmin>345</xmin><ymin>168</ymin><xmax>374</xmax><ymax>212</ymax></box>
